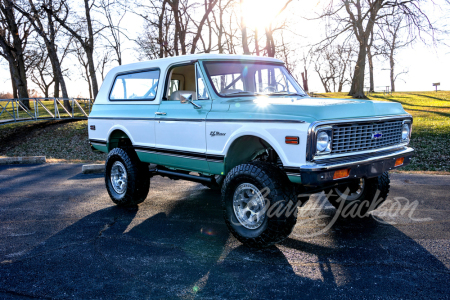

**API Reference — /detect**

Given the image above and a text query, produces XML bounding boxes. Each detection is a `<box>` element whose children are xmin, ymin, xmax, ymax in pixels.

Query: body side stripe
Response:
<box><xmin>88</xmin><ymin>117</ymin><xmax>305</xmax><ymax>123</ymax></box>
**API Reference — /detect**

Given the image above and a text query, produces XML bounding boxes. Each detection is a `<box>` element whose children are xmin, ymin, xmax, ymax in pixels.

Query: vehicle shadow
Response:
<box><xmin>1</xmin><ymin>185</ymin><xmax>449</xmax><ymax>299</ymax></box>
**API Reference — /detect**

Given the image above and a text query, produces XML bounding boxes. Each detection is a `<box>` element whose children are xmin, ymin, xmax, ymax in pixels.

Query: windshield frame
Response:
<box><xmin>201</xmin><ymin>60</ymin><xmax>307</xmax><ymax>99</ymax></box>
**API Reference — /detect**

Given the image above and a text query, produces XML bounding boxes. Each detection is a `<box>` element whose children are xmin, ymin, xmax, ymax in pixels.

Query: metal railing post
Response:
<box><xmin>71</xmin><ymin>98</ymin><xmax>74</xmax><ymax>118</ymax></box>
<box><xmin>54</xmin><ymin>98</ymin><xmax>58</xmax><ymax>119</ymax></box>
<box><xmin>12</xmin><ymin>99</ymin><xmax>16</xmax><ymax>122</ymax></box>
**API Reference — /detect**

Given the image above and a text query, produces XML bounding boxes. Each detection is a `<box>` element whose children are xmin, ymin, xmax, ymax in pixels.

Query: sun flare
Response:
<box><xmin>241</xmin><ymin>0</ymin><xmax>285</xmax><ymax>30</ymax></box>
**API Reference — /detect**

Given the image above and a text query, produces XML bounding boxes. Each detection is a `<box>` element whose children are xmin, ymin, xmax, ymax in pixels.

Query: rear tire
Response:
<box><xmin>324</xmin><ymin>172</ymin><xmax>390</xmax><ymax>218</ymax></box>
<box><xmin>221</xmin><ymin>162</ymin><xmax>298</xmax><ymax>248</ymax></box>
<box><xmin>105</xmin><ymin>148</ymin><xmax>150</xmax><ymax>207</ymax></box>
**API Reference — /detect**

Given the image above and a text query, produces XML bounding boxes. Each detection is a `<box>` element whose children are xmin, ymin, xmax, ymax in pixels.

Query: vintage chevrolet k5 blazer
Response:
<box><xmin>88</xmin><ymin>54</ymin><xmax>414</xmax><ymax>248</ymax></box>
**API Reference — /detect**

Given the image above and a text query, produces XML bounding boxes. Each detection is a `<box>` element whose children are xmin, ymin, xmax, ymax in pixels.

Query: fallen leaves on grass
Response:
<box><xmin>1</xmin><ymin>120</ymin><xmax>106</xmax><ymax>163</ymax></box>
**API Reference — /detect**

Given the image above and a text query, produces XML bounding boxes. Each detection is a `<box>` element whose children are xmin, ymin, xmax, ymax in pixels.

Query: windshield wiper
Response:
<box><xmin>267</xmin><ymin>91</ymin><xmax>307</xmax><ymax>97</ymax></box>
<box><xmin>222</xmin><ymin>91</ymin><xmax>256</xmax><ymax>96</ymax></box>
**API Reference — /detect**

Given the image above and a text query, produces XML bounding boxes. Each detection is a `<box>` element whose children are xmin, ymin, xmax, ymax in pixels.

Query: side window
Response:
<box><xmin>110</xmin><ymin>69</ymin><xmax>160</xmax><ymax>100</ymax></box>
<box><xmin>164</xmin><ymin>64</ymin><xmax>196</xmax><ymax>101</ymax></box>
<box><xmin>196</xmin><ymin>66</ymin><xmax>209</xmax><ymax>100</ymax></box>
<box><xmin>168</xmin><ymin>79</ymin><xmax>180</xmax><ymax>98</ymax></box>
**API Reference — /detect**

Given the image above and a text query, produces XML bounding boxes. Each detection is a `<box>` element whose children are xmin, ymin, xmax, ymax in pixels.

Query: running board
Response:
<box><xmin>150</xmin><ymin>168</ymin><xmax>214</xmax><ymax>185</ymax></box>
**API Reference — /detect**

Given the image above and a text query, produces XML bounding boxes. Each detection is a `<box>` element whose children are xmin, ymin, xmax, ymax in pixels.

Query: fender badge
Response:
<box><xmin>372</xmin><ymin>132</ymin><xmax>383</xmax><ymax>139</ymax></box>
<box><xmin>210</xmin><ymin>131</ymin><xmax>226</xmax><ymax>137</ymax></box>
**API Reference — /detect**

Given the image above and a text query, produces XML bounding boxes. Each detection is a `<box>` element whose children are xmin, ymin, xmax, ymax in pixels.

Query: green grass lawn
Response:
<box><xmin>316</xmin><ymin>91</ymin><xmax>450</xmax><ymax>172</ymax></box>
<box><xmin>0</xmin><ymin>120</ymin><xmax>106</xmax><ymax>163</ymax></box>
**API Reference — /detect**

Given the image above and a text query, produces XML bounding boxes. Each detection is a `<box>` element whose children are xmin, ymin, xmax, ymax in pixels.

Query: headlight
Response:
<box><xmin>317</xmin><ymin>132</ymin><xmax>329</xmax><ymax>151</ymax></box>
<box><xmin>316</xmin><ymin>128</ymin><xmax>332</xmax><ymax>154</ymax></box>
<box><xmin>402</xmin><ymin>123</ymin><xmax>410</xmax><ymax>141</ymax></box>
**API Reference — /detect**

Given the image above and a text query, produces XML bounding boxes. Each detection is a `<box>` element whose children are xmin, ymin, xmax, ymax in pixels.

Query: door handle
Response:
<box><xmin>155</xmin><ymin>112</ymin><xmax>167</xmax><ymax>115</ymax></box>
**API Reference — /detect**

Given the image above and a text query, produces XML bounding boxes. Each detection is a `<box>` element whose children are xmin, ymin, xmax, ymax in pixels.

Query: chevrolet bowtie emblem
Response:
<box><xmin>372</xmin><ymin>132</ymin><xmax>383</xmax><ymax>139</ymax></box>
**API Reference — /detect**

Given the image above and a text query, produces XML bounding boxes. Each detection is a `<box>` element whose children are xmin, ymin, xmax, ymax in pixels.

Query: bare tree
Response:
<box><xmin>74</xmin><ymin>41</ymin><xmax>93</xmax><ymax>99</ymax></box>
<box><xmin>46</xmin><ymin>0</ymin><xmax>101</xmax><ymax>98</ymax></box>
<box><xmin>13</xmin><ymin>0</ymin><xmax>74</xmax><ymax>109</ymax></box>
<box><xmin>263</xmin><ymin>0</ymin><xmax>293</xmax><ymax>57</ymax></box>
<box><xmin>239</xmin><ymin>0</ymin><xmax>250</xmax><ymax>54</ymax></box>
<box><xmin>211</xmin><ymin>0</ymin><xmax>233</xmax><ymax>53</ymax></box>
<box><xmin>134</xmin><ymin>0</ymin><xmax>218</xmax><ymax>58</ymax></box>
<box><xmin>132</xmin><ymin>0</ymin><xmax>174</xmax><ymax>59</ymax></box>
<box><xmin>376</xmin><ymin>9</ymin><xmax>414</xmax><ymax>92</ymax></box>
<box><xmin>99</xmin><ymin>0</ymin><xmax>126</xmax><ymax>65</ymax></box>
<box><xmin>318</xmin><ymin>0</ymin><xmax>441</xmax><ymax>98</ymax></box>
<box><xmin>189</xmin><ymin>0</ymin><xmax>218</xmax><ymax>53</ymax></box>
<box><xmin>28</xmin><ymin>43</ymin><xmax>54</xmax><ymax>98</ymax></box>
<box><xmin>0</xmin><ymin>0</ymin><xmax>31</xmax><ymax>106</ymax></box>
<box><xmin>313</xmin><ymin>43</ymin><xmax>354</xmax><ymax>93</ymax></box>
<box><xmin>366</xmin><ymin>29</ymin><xmax>375</xmax><ymax>92</ymax></box>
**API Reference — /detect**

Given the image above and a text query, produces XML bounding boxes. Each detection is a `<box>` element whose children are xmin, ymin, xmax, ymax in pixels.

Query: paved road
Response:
<box><xmin>0</xmin><ymin>164</ymin><xmax>449</xmax><ymax>299</ymax></box>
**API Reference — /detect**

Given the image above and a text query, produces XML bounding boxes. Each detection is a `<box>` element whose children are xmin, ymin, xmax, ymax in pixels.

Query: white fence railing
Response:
<box><xmin>0</xmin><ymin>98</ymin><xmax>93</xmax><ymax>125</ymax></box>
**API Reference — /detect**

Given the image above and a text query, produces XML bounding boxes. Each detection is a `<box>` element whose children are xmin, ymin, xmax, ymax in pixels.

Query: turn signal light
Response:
<box><xmin>285</xmin><ymin>136</ymin><xmax>299</xmax><ymax>144</ymax></box>
<box><xmin>333</xmin><ymin>168</ymin><xmax>350</xmax><ymax>180</ymax></box>
<box><xmin>395</xmin><ymin>157</ymin><xmax>404</xmax><ymax>167</ymax></box>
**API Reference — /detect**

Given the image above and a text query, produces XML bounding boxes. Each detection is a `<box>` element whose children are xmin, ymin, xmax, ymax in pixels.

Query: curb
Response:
<box><xmin>82</xmin><ymin>164</ymin><xmax>105</xmax><ymax>174</ymax></box>
<box><xmin>0</xmin><ymin>156</ymin><xmax>46</xmax><ymax>165</ymax></box>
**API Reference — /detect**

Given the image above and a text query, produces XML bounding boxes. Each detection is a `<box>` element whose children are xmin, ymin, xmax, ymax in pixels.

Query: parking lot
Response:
<box><xmin>0</xmin><ymin>164</ymin><xmax>449</xmax><ymax>299</ymax></box>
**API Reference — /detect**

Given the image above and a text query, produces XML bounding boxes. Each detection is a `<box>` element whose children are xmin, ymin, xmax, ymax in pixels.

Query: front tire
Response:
<box><xmin>221</xmin><ymin>162</ymin><xmax>298</xmax><ymax>248</ymax></box>
<box><xmin>324</xmin><ymin>172</ymin><xmax>390</xmax><ymax>218</ymax></box>
<box><xmin>105</xmin><ymin>148</ymin><xmax>150</xmax><ymax>206</ymax></box>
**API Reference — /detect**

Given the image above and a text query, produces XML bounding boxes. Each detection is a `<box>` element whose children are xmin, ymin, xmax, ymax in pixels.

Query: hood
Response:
<box><xmin>224</xmin><ymin>97</ymin><xmax>408</xmax><ymax>123</ymax></box>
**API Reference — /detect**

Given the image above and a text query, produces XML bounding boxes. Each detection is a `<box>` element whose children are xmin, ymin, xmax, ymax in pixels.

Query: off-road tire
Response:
<box><xmin>222</xmin><ymin>162</ymin><xmax>298</xmax><ymax>248</ymax></box>
<box><xmin>324</xmin><ymin>172</ymin><xmax>390</xmax><ymax>218</ymax></box>
<box><xmin>105</xmin><ymin>148</ymin><xmax>150</xmax><ymax>206</ymax></box>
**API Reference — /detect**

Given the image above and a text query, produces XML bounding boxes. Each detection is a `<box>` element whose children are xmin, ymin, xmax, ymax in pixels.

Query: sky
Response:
<box><xmin>0</xmin><ymin>0</ymin><xmax>448</xmax><ymax>98</ymax></box>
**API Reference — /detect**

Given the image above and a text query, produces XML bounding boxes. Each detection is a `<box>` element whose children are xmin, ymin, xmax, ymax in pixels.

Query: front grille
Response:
<box><xmin>331</xmin><ymin>120</ymin><xmax>403</xmax><ymax>154</ymax></box>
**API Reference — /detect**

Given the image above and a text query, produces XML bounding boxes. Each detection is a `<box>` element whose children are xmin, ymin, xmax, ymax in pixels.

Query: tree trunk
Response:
<box><xmin>367</xmin><ymin>47</ymin><xmax>374</xmax><ymax>92</ymax></box>
<box><xmin>265</xmin><ymin>26</ymin><xmax>275</xmax><ymax>57</ymax></box>
<box><xmin>349</xmin><ymin>42</ymin><xmax>367</xmax><ymax>99</ymax></box>
<box><xmin>8</xmin><ymin>62</ymin><xmax>18</xmax><ymax>98</ymax></box>
<box><xmin>301</xmin><ymin>67</ymin><xmax>308</xmax><ymax>92</ymax></box>
<box><xmin>16</xmin><ymin>60</ymin><xmax>29</xmax><ymax>107</ymax></box>
<box><xmin>389</xmin><ymin>50</ymin><xmax>395</xmax><ymax>92</ymax></box>
<box><xmin>2</xmin><ymin>1</ymin><xmax>29</xmax><ymax>106</ymax></box>
<box><xmin>49</xmin><ymin>53</ymin><xmax>71</xmax><ymax>109</ymax></box>
<box><xmin>216</xmin><ymin>2</ymin><xmax>224</xmax><ymax>54</ymax></box>
<box><xmin>240</xmin><ymin>0</ymin><xmax>250</xmax><ymax>54</ymax></box>
<box><xmin>83</xmin><ymin>0</ymin><xmax>99</xmax><ymax>98</ymax></box>
<box><xmin>53</xmin><ymin>76</ymin><xmax>60</xmax><ymax>97</ymax></box>
<box><xmin>85</xmin><ymin>49</ymin><xmax>98</xmax><ymax>99</ymax></box>
<box><xmin>389</xmin><ymin>55</ymin><xmax>395</xmax><ymax>92</ymax></box>
<box><xmin>255</xmin><ymin>28</ymin><xmax>260</xmax><ymax>56</ymax></box>
<box><xmin>158</xmin><ymin>0</ymin><xmax>166</xmax><ymax>58</ymax></box>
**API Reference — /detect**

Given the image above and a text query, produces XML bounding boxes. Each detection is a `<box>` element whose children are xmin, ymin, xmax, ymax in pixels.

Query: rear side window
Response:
<box><xmin>110</xmin><ymin>69</ymin><xmax>160</xmax><ymax>101</ymax></box>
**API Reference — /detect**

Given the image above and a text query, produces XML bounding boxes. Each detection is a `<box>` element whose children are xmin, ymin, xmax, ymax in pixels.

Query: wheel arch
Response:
<box><xmin>223</xmin><ymin>134</ymin><xmax>283</xmax><ymax>174</ymax></box>
<box><xmin>107</xmin><ymin>126</ymin><xmax>134</xmax><ymax>152</ymax></box>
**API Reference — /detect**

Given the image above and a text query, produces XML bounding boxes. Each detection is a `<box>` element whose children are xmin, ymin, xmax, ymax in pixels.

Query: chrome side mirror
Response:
<box><xmin>180</xmin><ymin>94</ymin><xmax>202</xmax><ymax>109</ymax></box>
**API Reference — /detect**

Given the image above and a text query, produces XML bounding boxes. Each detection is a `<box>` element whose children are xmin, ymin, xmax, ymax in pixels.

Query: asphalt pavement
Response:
<box><xmin>0</xmin><ymin>164</ymin><xmax>449</xmax><ymax>299</ymax></box>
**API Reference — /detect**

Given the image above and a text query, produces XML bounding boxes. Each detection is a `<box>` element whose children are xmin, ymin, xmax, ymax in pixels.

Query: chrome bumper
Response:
<box><xmin>296</xmin><ymin>147</ymin><xmax>414</xmax><ymax>186</ymax></box>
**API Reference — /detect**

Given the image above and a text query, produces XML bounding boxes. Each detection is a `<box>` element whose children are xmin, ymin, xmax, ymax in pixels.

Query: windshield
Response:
<box><xmin>202</xmin><ymin>61</ymin><xmax>307</xmax><ymax>97</ymax></box>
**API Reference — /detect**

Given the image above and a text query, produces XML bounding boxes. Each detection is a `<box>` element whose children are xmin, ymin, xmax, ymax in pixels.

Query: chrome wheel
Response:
<box><xmin>110</xmin><ymin>161</ymin><xmax>127</xmax><ymax>194</ymax></box>
<box><xmin>233</xmin><ymin>183</ymin><xmax>267</xmax><ymax>229</ymax></box>
<box><xmin>335</xmin><ymin>178</ymin><xmax>365</xmax><ymax>201</ymax></box>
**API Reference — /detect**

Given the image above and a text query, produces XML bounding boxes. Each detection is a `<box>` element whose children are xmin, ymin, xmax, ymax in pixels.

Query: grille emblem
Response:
<box><xmin>372</xmin><ymin>132</ymin><xmax>383</xmax><ymax>139</ymax></box>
